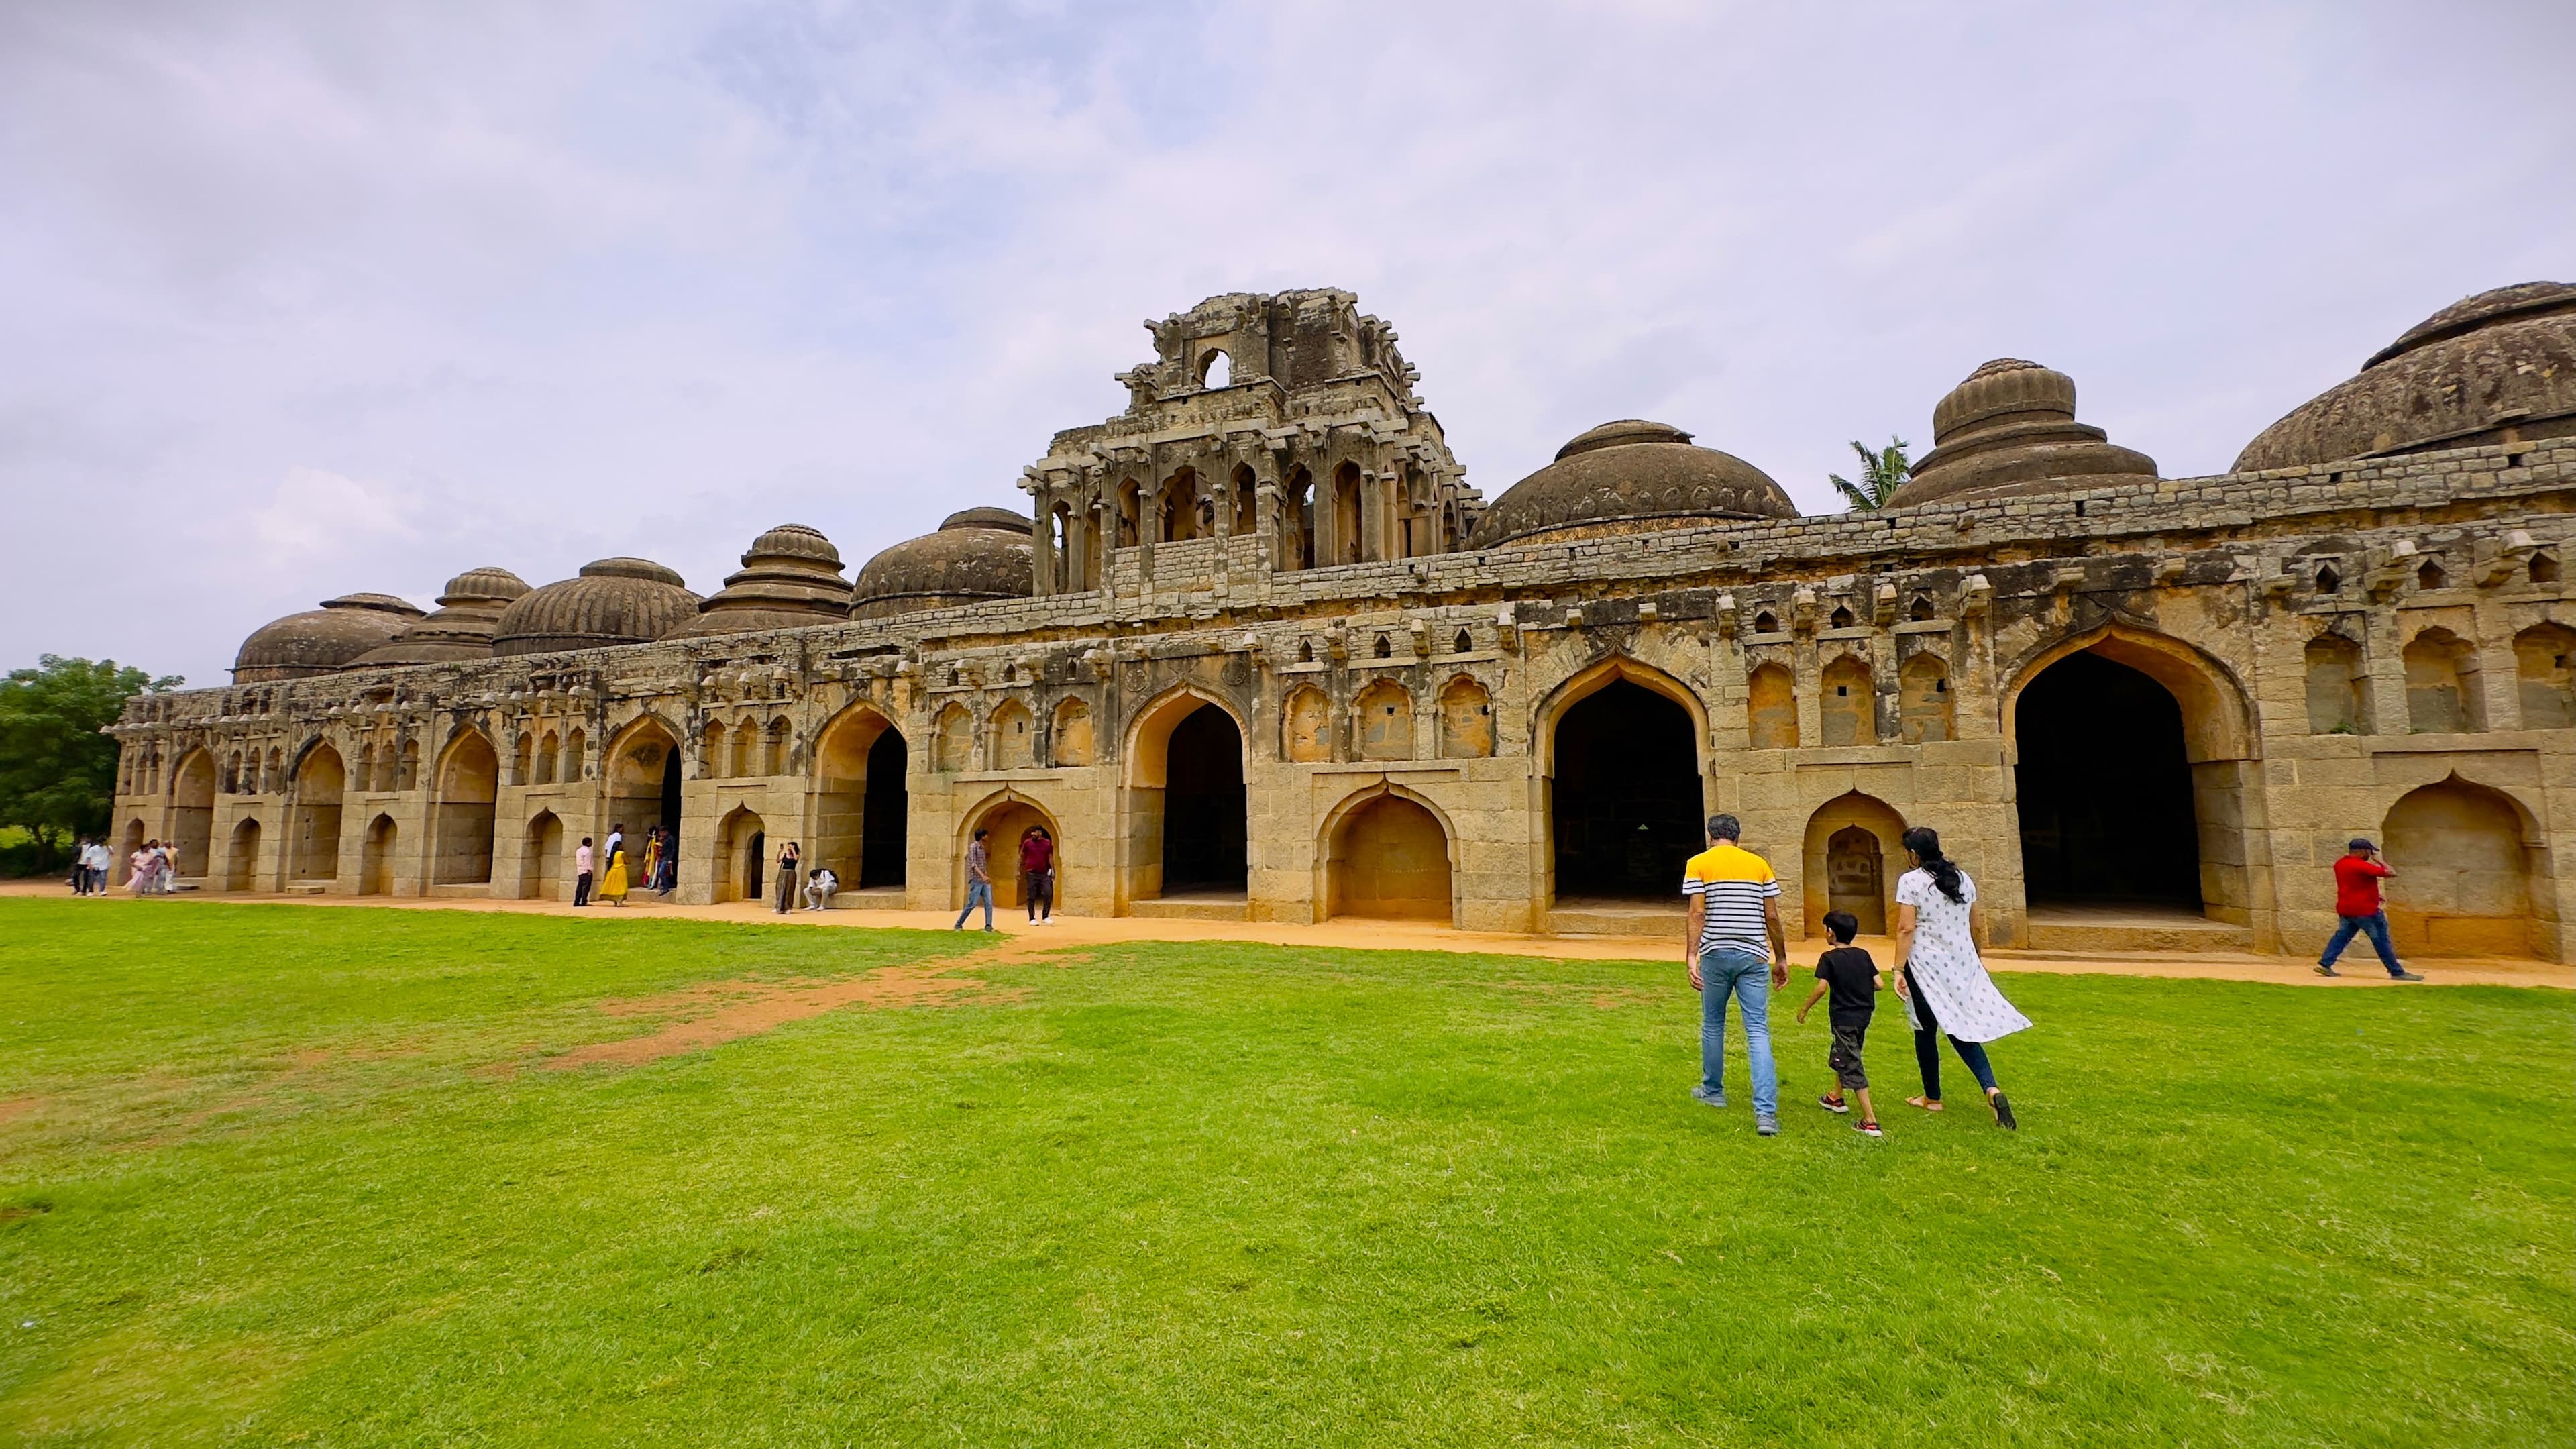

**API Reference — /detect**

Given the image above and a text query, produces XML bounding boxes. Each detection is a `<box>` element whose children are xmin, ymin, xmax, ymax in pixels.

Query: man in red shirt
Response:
<box><xmin>2316</xmin><ymin>837</ymin><xmax>2423</xmax><ymax>979</ymax></box>
<box><xmin>1019</xmin><ymin>826</ymin><xmax>1057</xmax><ymax>926</ymax></box>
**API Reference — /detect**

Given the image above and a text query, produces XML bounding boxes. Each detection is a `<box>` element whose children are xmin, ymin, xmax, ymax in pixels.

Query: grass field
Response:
<box><xmin>1</xmin><ymin>898</ymin><xmax>2569</xmax><ymax>1446</ymax></box>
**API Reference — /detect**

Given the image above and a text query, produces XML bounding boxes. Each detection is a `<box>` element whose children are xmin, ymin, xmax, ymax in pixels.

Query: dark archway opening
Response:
<box><xmin>861</xmin><ymin>728</ymin><xmax>908</xmax><ymax>888</ymax></box>
<box><xmin>1552</xmin><ymin>679</ymin><xmax>1701</xmax><ymax>902</ymax></box>
<box><xmin>1163</xmin><ymin>706</ymin><xmax>1247</xmax><ymax>892</ymax></box>
<box><xmin>2015</xmin><ymin>651</ymin><xmax>2201</xmax><ymax>906</ymax></box>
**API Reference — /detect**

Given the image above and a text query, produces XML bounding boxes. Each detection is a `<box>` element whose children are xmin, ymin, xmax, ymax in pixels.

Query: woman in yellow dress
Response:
<box><xmin>599</xmin><ymin>841</ymin><xmax>631</xmax><ymax>906</ymax></box>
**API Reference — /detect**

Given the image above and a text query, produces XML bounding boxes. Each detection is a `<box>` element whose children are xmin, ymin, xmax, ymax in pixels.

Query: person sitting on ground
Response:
<box><xmin>1797</xmin><ymin>908</ymin><xmax>1884</xmax><ymax>1137</ymax></box>
<box><xmin>2316</xmin><ymin>837</ymin><xmax>2423</xmax><ymax>980</ymax></box>
<box><xmin>803</xmin><ymin>865</ymin><xmax>837</xmax><ymax>911</ymax></box>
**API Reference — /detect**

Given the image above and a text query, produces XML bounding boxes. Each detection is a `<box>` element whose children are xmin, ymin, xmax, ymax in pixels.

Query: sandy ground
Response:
<box><xmin>8</xmin><ymin>879</ymin><xmax>2567</xmax><ymax>989</ymax></box>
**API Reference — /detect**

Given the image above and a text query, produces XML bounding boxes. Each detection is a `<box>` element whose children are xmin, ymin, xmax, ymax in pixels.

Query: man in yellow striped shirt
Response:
<box><xmin>1683</xmin><ymin>813</ymin><xmax>1790</xmax><ymax>1135</ymax></box>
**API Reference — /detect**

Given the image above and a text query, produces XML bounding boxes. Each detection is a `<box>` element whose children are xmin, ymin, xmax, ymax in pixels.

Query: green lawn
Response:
<box><xmin>1</xmin><ymin>900</ymin><xmax>2568</xmax><ymax>1446</ymax></box>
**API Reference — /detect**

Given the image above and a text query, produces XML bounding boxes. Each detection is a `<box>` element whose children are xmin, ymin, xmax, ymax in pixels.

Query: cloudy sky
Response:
<box><xmin>3</xmin><ymin>0</ymin><xmax>2569</xmax><ymax>687</ymax></box>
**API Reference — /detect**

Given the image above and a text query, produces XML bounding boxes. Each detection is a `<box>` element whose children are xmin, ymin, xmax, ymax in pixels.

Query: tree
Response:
<box><xmin>0</xmin><ymin>656</ymin><xmax>182</xmax><ymax>871</ymax></box>
<box><xmin>1830</xmin><ymin>436</ymin><xmax>1913</xmax><ymax>511</ymax></box>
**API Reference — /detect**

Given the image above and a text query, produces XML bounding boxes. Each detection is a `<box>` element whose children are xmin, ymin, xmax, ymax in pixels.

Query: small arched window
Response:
<box><xmin>1753</xmin><ymin>610</ymin><xmax>1779</xmax><ymax>635</ymax></box>
<box><xmin>2532</xmin><ymin>553</ymin><xmax>2561</xmax><ymax>584</ymax></box>
<box><xmin>1829</xmin><ymin>606</ymin><xmax>1855</xmax><ymax>629</ymax></box>
<box><xmin>2316</xmin><ymin>564</ymin><xmax>2341</xmax><ymax>594</ymax></box>
<box><xmin>1374</xmin><ymin>633</ymin><xmax>1392</xmax><ymax>659</ymax></box>
<box><xmin>1453</xmin><ymin>628</ymin><xmax>1473</xmax><ymax>654</ymax></box>
<box><xmin>1298</xmin><ymin>640</ymin><xmax>1316</xmax><ymax>664</ymax></box>
<box><xmin>1909</xmin><ymin>594</ymin><xmax>1935</xmax><ymax>622</ymax></box>
<box><xmin>1199</xmin><ymin>349</ymin><xmax>1231</xmax><ymax>388</ymax></box>
<box><xmin>2416</xmin><ymin>559</ymin><xmax>2447</xmax><ymax>591</ymax></box>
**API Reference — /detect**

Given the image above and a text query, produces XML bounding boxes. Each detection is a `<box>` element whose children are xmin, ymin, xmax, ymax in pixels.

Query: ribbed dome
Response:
<box><xmin>1467</xmin><ymin>420</ymin><xmax>1797</xmax><ymax>549</ymax></box>
<box><xmin>492</xmin><ymin>559</ymin><xmax>702</xmax><ymax>657</ymax></box>
<box><xmin>349</xmin><ymin>566</ymin><xmax>531</xmax><ymax>667</ymax></box>
<box><xmin>672</xmin><ymin>524</ymin><xmax>855</xmax><ymax>639</ymax></box>
<box><xmin>233</xmin><ymin>593</ymin><xmax>425</xmax><ymax>683</ymax></box>
<box><xmin>2235</xmin><ymin>282</ymin><xmax>2576</xmax><ymax>472</ymax></box>
<box><xmin>1886</xmin><ymin>359</ymin><xmax>2158</xmax><ymax>507</ymax></box>
<box><xmin>851</xmin><ymin>509</ymin><xmax>1033</xmax><ymax>620</ymax></box>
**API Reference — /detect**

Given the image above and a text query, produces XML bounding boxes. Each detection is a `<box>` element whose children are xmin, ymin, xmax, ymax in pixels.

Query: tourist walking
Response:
<box><xmin>127</xmin><ymin>841</ymin><xmax>156</xmax><ymax>896</ymax></box>
<box><xmin>85</xmin><ymin>838</ymin><xmax>111</xmax><ymax>896</ymax></box>
<box><xmin>1020</xmin><ymin>825</ymin><xmax>1057</xmax><ymax>925</ymax></box>
<box><xmin>1796</xmin><ymin>909</ymin><xmax>1885</xmax><ymax>1136</ymax></box>
<box><xmin>639</xmin><ymin>829</ymin><xmax>665</xmax><ymax>902</ymax></box>
<box><xmin>1892</xmin><ymin>826</ymin><xmax>2027</xmax><ymax>1130</ymax></box>
<box><xmin>953</xmin><ymin>827</ymin><xmax>996</xmax><ymax>931</ymax></box>
<box><xmin>2316</xmin><ymin>837</ymin><xmax>2423</xmax><ymax>980</ymax></box>
<box><xmin>572</xmin><ymin>837</ymin><xmax>594</xmax><ymax>907</ymax></box>
<box><xmin>655</xmin><ymin>826</ymin><xmax>679</xmax><ymax>894</ymax></box>
<box><xmin>803</xmin><ymin>865</ymin><xmax>837</xmax><ymax>910</ymax></box>
<box><xmin>774</xmin><ymin>841</ymin><xmax>800</xmax><ymax>914</ymax></box>
<box><xmin>69</xmin><ymin>839</ymin><xmax>93</xmax><ymax>895</ymax></box>
<box><xmin>598</xmin><ymin>838</ymin><xmax>629</xmax><ymax>906</ymax></box>
<box><xmin>1682</xmin><ymin>813</ymin><xmax>1789</xmax><ymax>1136</ymax></box>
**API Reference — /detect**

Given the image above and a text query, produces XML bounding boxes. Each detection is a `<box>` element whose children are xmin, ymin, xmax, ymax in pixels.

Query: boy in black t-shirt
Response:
<box><xmin>1796</xmin><ymin>910</ymin><xmax>1884</xmax><ymax>1136</ymax></box>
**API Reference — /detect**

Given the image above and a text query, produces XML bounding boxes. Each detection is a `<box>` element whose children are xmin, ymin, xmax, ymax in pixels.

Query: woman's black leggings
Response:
<box><xmin>1904</xmin><ymin>967</ymin><xmax>1999</xmax><ymax>1099</ymax></box>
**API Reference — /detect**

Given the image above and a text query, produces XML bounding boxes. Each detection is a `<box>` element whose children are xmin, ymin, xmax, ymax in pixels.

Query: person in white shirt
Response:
<box><xmin>803</xmin><ymin>866</ymin><xmax>838</xmax><ymax>911</ymax></box>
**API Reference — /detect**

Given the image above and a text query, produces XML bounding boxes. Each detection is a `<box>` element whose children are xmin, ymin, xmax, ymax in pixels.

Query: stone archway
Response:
<box><xmin>360</xmin><ymin>814</ymin><xmax>398</xmax><ymax>896</ymax></box>
<box><xmin>962</xmin><ymin>792</ymin><xmax>1063</xmax><ymax>913</ymax></box>
<box><xmin>606</xmin><ymin>718</ymin><xmax>684</xmax><ymax>843</ymax></box>
<box><xmin>1322</xmin><ymin>788</ymin><xmax>1454</xmax><ymax>923</ymax></box>
<box><xmin>2005</xmin><ymin>625</ymin><xmax>2259</xmax><ymax>928</ymax></box>
<box><xmin>1124</xmin><ymin>686</ymin><xmax>1248</xmax><ymax>904</ymax></box>
<box><xmin>1801</xmin><ymin>792</ymin><xmax>1907</xmax><ymax>936</ymax></box>
<box><xmin>1538</xmin><ymin>659</ymin><xmax>1706</xmax><ymax>906</ymax></box>
<box><xmin>521</xmin><ymin>811</ymin><xmax>564</xmax><ymax>901</ymax></box>
<box><xmin>170</xmin><ymin>749</ymin><xmax>217</xmax><ymax>879</ymax></box>
<box><xmin>814</xmin><ymin>703</ymin><xmax>906</xmax><ymax>891</ymax></box>
<box><xmin>716</xmin><ymin>806</ymin><xmax>767</xmax><ymax>904</ymax></box>
<box><xmin>225</xmin><ymin>817</ymin><xmax>262</xmax><ymax>892</ymax></box>
<box><xmin>433</xmin><ymin>731</ymin><xmax>499</xmax><ymax>885</ymax></box>
<box><xmin>290</xmin><ymin>744</ymin><xmax>346</xmax><ymax>882</ymax></box>
<box><xmin>2382</xmin><ymin>777</ymin><xmax>2543</xmax><ymax>957</ymax></box>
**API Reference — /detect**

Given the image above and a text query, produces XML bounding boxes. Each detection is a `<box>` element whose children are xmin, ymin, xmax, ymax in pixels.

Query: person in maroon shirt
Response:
<box><xmin>2316</xmin><ymin>837</ymin><xmax>2424</xmax><ymax>979</ymax></box>
<box><xmin>1020</xmin><ymin>826</ymin><xmax>1057</xmax><ymax>926</ymax></box>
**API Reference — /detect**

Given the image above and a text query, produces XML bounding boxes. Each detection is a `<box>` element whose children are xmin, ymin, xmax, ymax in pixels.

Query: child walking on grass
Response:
<box><xmin>1796</xmin><ymin>909</ymin><xmax>1884</xmax><ymax>1137</ymax></box>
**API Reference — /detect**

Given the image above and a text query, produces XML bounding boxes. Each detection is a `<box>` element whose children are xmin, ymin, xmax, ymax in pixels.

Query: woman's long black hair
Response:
<box><xmin>1902</xmin><ymin>826</ymin><xmax>1966</xmax><ymax>904</ymax></box>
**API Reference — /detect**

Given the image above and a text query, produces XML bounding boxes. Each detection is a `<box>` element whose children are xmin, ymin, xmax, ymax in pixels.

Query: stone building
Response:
<box><xmin>107</xmin><ymin>284</ymin><xmax>2576</xmax><ymax>960</ymax></box>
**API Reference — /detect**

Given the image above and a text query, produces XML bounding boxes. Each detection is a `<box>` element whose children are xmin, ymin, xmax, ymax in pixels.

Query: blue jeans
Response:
<box><xmin>954</xmin><ymin>880</ymin><xmax>994</xmax><ymax>930</ymax></box>
<box><xmin>2321</xmin><ymin>911</ymin><xmax>2405</xmax><ymax>975</ymax></box>
<box><xmin>1700</xmin><ymin>947</ymin><xmax>1779</xmax><ymax>1118</ymax></box>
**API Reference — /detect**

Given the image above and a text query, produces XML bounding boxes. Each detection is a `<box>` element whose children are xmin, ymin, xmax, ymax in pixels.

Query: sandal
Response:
<box><xmin>1906</xmin><ymin>1095</ymin><xmax>1944</xmax><ymax>1112</ymax></box>
<box><xmin>1818</xmin><ymin>1094</ymin><xmax>1849</xmax><ymax>1114</ymax></box>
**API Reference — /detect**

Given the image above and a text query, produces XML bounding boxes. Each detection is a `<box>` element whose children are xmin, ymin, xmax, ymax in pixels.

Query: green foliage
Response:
<box><xmin>0</xmin><ymin>656</ymin><xmax>180</xmax><ymax>873</ymax></box>
<box><xmin>1</xmin><ymin>900</ymin><xmax>2568</xmax><ymax>1444</ymax></box>
<box><xmin>1829</xmin><ymin>435</ymin><xmax>1912</xmax><ymax>511</ymax></box>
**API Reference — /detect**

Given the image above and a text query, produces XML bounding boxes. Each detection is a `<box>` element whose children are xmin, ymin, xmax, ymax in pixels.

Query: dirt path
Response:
<box><xmin>5</xmin><ymin>881</ymin><xmax>2565</xmax><ymax>989</ymax></box>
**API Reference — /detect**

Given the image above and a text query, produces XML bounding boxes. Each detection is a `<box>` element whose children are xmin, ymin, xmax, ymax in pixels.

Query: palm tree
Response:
<box><xmin>1830</xmin><ymin>436</ymin><xmax>1911</xmax><ymax>511</ymax></box>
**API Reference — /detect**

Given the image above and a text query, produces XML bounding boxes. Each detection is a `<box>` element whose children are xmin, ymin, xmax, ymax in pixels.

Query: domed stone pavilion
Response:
<box><xmin>1469</xmin><ymin>420</ymin><xmax>1796</xmax><ymax>549</ymax></box>
<box><xmin>850</xmin><ymin>508</ymin><xmax>1034</xmax><ymax>619</ymax></box>
<box><xmin>231</xmin><ymin>594</ymin><xmax>425</xmax><ymax>682</ymax></box>
<box><xmin>492</xmin><ymin>559</ymin><xmax>701</xmax><ymax>657</ymax></box>
<box><xmin>1887</xmin><ymin>359</ymin><xmax>2159</xmax><ymax>507</ymax></box>
<box><xmin>673</xmin><ymin>525</ymin><xmax>853</xmax><ymax>638</ymax></box>
<box><xmin>350</xmin><ymin>567</ymin><xmax>531</xmax><ymax>667</ymax></box>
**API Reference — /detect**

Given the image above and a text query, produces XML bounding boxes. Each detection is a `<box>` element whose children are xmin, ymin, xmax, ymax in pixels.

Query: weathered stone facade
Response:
<box><xmin>106</xmin><ymin>286</ymin><xmax>2576</xmax><ymax>961</ymax></box>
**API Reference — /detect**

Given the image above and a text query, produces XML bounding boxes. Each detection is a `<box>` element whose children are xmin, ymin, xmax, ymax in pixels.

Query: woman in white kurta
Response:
<box><xmin>1892</xmin><ymin>826</ymin><xmax>2029</xmax><ymax>1129</ymax></box>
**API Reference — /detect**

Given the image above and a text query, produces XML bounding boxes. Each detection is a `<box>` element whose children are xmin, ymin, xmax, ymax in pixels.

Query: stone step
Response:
<box><xmin>835</xmin><ymin>887</ymin><xmax>910</xmax><ymax>911</ymax></box>
<box><xmin>1129</xmin><ymin>894</ymin><xmax>1250</xmax><ymax>922</ymax></box>
<box><xmin>2020</xmin><ymin>910</ymin><xmax>2255</xmax><ymax>955</ymax></box>
<box><xmin>1547</xmin><ymin>902</ymin><xmax>1684</xmax><ymax>939</ymax></box>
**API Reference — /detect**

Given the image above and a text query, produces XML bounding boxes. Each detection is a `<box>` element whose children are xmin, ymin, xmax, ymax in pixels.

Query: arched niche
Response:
<box><xmin>170</xmin><ymin>748</ymin><xmax>217</xmax><ymax>879</ymax></box>
<box><xmin>991</xmin><ymin>699</ymin><xmax>1036</xmax><ymax>770</ymax></box>
<box><xmin>225</xmin><ymin>817</ymin><xmax>262</xmax><ymax>893</ymax></box>
<box><xmin>1801</xmin><ymin>792</ymin><xmax>1906</xmax><ymax>936</ymax></box>
<box><xmin>521</xmin><ymin>810</ymin><xmax>565</xmax><ymax>901</ymax></box>
<box><xmin>2383</xmin><ymin>775</ymin><xmax>2548</xmax><ymax>957</ymax></box>
<box><xmin>715</xmin><ymin>805</ymin><xmax>768</xmax><ymax>904</ymax></box>
<box><xmin>1352</xmin><ymin>679</ymin><xmax>1414</xmax><ymax>761</ymax></box>
<box><xmin>433</xmin><ymin>729</ymin><xmax>500</xmax><ymax>885</ymax></box>
<box><xmin>290</xmin><ymin>743</ymin><xmax>346</xmax><ymax>881</ymax></box>
<box><xmin>959</xmin><ymin>789</ymin><xmax>1064</xmax><ymax>912</ymax></box>
<box><xmin>1437</xmin><ymin>675</ymin><xmax>1494</xmax><ymax>758</ymax></box>
<box><xmin>1320</xmin><ymin>784</ymin><xmax>1456</xmax><ymax>924</ymax></box>
<box><xmin>361</xmin><ymin>812</ymin><xmax>398</xmax><ymax>896</ymax></box>
<box><xmin>604</xmin><ymin>716</ymin><xmax>683</xmax><ymax>841</ymax></box>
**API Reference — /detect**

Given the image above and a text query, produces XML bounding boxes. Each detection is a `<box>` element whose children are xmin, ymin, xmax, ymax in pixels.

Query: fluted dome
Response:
<box><xmin>1467</xmin><ymin>420</ymin><xmax>1797</xmax><ymax>549</ymax></box>
<box><xmin>851</xmin><ymin>509</ymin><xmax>1034</xmax><ymax>619</ymax></box>
<box><xmin>232</xmin><ymin>593</ymin><xmax>425</xmax><ymax>682</ymax></box>
<box><xmin>2234</xmin><ymin>282</ymin><xmax>2576</xmax><ymax>472</ymax></box>
<box><xmin>672</xmin><ymin>524</ymin><xmax>855</xmax><ymax>638</ymax></box>
<box><xmin>348</xmin><ymin>566</ymin><xmax>531</xmax><ymax>667</ymax></box>
<box><xmin>492</xmin><ymin>558</ymin><xmax>702</xmax><ymax>657</ymax></box>
<box><xmin>1887</xmin><ymin>359</ymin><xmax>2159</xmax><ymax>507</ymax></box>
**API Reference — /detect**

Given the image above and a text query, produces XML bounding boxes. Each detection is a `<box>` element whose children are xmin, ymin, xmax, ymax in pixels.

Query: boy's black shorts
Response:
<box><xmin>1828</xmin><ymin>1018</ymin><xmax>1870</xmax><ymax>1091</ymax></box>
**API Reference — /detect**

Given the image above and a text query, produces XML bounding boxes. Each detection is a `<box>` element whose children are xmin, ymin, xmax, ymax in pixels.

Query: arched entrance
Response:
<box><xmin>2013</xmin><ymin>652</ymin><xmax>2201</xmax><ymax>908</ymax></box>
<box><xmin>814</xmin><ymin>706</ymin><xmax>906</xmax><ymax>892</ymax></box>
<box><xmin>171</xmin><ymin>749</ymin><xmax>216</xmax><ymax>879</ymax></box>
<box><xmin>225</xmin><ymin>818</ymin><xmax>261</xmax><ymax>892</ymax></box>
<box><xmin>2383</xmin><ymin>777</ymin><xmax>2540</xmax><ymax>957</ymax></box>
<box><xmin>967</xmin><ymin>794</ymin><xmax>1062</xmax><ymax>912</ymax></box>
<box><xmin>522</xmin><ymin>811</ymin><xmax>564</xmax><ymax>900</ymax></box>
<box><xmin>1801</xmin><ymin>792</ymin><xmax>1907</xmax><ymax>936</ymax></box>
<box><xmin>360</xmin><ymin>814</ymin><xmax>398</xmax><ymax>896</ymax></box>
<box><xmin>433</xmin><ymin>731</ymin><xmax>499</xmax><ymax>885</ymax></box>
<box><xmin>1126</xmin><ymin>690</ymin><xmax>1248</xmax><ymax>904</ymax></box>
<box><xmin>716</xmin><ymin>807</ymin><xmax>767</xmax><ymax>904</ymax></box>
<box><xmin>1324</xmin><ymin>791</ymin><xmax>1453</xmax><ymax>922</ymax></box>
<box><xmin>290</xmin><ymin>745</ymin><xmax>346</xmax><ymax>881</ymax></box>
<box><xmin>607</xmin><ymin>720</ymin><xmax>684</xmax><ymax>845</ymax></box>
<box><xmin>1548</xmin><ymin>676</ymin><xmax>1701</xmax><ymax>904</ymax></box>
<box><xmin>117</xmin><ymin>818</ymin><xmax>144</xmax><ymax>885</ymax></box>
